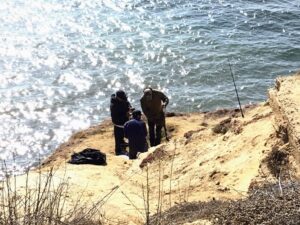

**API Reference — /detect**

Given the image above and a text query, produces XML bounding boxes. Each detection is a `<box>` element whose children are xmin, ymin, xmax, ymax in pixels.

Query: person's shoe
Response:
<box><xmin>116</xmin><ymin>150</ymin><xmax>128</xmax><ymax>156</ymax></box>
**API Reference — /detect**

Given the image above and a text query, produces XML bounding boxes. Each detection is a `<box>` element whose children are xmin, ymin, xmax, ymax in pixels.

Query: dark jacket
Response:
<box><xmin>124</xmin><ymin>118</ymin><xmax>147</xmax><ymax>151</ymax></box>
<box><xmin>140</xmin><ymin>89</ymin><xmax>169</xmax><ymax>125</ymax></box>
<box><xmin>110</xmin><ymin>94</ymin><xmax>131</xmax><ymax>126</ymax></box>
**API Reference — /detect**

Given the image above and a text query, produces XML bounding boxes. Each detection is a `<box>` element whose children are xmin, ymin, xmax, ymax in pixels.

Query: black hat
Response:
<box><xmin>116</xmin><ymin>90</ymin><xmax>127</xmax><ymax>100</ymax></box>
<box><xmin>132</xmin><ymin>110</ymin><xmax>142</xmax><ymax>118</ymax></box>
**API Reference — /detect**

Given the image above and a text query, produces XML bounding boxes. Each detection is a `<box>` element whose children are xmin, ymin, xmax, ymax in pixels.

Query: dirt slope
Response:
<box><xmin>18</xmin><ymin>72</ymin><xmax>300</xmax><ymax>224</ymax></box>
<box><xmin>269</xmin><ymin>71</ymin><xmax>300</xmax><ymax>178</ymax></box>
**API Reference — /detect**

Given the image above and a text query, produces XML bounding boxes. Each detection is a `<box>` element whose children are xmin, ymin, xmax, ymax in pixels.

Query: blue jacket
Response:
<box><xmin>124</xmin><ymin>119</ymin><xmax>147</xmax><ymax>151</ymax></box>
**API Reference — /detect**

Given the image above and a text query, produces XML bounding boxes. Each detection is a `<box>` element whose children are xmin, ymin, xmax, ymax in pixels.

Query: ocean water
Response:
<box><xmin>0</xmin><ymin>0</ymin><xmax>299</xmax><ymax>174</ymax></box>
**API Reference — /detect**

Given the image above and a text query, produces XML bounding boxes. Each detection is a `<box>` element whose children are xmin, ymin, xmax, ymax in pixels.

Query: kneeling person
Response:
<box><xmin>124</xmin><ymin>110</ymin><xmax>148</xmax><ymax>159</ymax></box>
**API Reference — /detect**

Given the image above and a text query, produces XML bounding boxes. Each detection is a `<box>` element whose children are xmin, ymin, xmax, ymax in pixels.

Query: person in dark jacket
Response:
<box><xmin>140</xmin><ymin>88</ymin><xmax>169</xmax><ymax>147</ymax></box>
<box><xmin>124</xmin><ymin>110</ymin><xmax>148</xmax><ymax>159</ymax></box>
<box><xmin>110</xmin><ymin>90</ymin><xmax>132</xmax><ymax>155</ymax></box>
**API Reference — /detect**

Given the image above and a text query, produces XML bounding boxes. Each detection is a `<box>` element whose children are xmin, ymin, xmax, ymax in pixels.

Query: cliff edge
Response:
<box><xmin>18</xmin><ymin>72</ymin><xmax>300</xmax><ymax>224</ymax></box>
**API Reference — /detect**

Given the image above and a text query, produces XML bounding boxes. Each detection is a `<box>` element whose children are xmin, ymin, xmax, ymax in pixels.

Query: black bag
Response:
<box><xmin>68</xmin><ymin>148</ymin><xmax>107</xmax><ymax>165</ymax></box>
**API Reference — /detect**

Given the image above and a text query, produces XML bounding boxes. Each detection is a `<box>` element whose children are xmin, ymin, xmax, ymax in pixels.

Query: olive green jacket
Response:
<box><xmin>140</xmin><ymin>89</ymin><xmax>169</xmax><ymax>125</ymax></box>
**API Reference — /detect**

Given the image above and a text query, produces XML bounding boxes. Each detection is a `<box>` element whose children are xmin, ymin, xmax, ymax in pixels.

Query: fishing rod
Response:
<box><xmin>228</xmin><ymin>60</ymin><xmax>244</xmax><ymax>118</ymax></box>
<box><xmin>163</xmin><ymin>105</ymin><xmax>169</xmax><ymax>141</ymax></box>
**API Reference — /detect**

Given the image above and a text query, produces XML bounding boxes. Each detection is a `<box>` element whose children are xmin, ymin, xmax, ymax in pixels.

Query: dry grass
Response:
<box><xmin>265</xmin><ymin>146</ymin><xmax>289</xmax><ymax>178</ymax></box>
<box><xmin>139</xmin><ymin>141</ymin><xmax>195</xmax><ymax>225</ymax></box>
<box><xmin>0</xmin><ymin>163</ymin><xmax>103</xmax><ymax>225</ymax></box>
<box><xmin>148</xmin><ymin>181</ymin><xmax>300</xmax><ymax>225</ymax></box>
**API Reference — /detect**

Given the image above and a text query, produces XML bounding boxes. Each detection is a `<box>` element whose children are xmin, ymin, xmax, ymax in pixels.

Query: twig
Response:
<box><xmin>278</xmin><ymin>174</ymin><xmax>283</xmax><ymax>196</ymax></box>
<box><xmin>120</xmin><ymin>190</ymin><xmax>144</xmax><ymax>218</ymax></box>
<box><xmin>169</xmin><ymin>141</ymin><xmax>176</xmax><ymax>208</ymax></box>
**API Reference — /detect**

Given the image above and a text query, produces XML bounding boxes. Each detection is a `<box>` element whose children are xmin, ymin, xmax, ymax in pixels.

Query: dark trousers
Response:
<box><xmin>128</xmin><ymin>142</ymin><xmax>148</xmax><ymax>159</ymax></box>
<box><xmin>148</xmin><ymin>121</ymin><xmax>162</xmax><ymax>147</ymax></box>
<box><xmin>114</xmin><ymin>126</ymin><xmax>125</xmax><ymax>154</ymax></box>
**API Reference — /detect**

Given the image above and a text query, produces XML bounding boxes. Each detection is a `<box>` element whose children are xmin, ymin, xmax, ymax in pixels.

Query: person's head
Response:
<box><xmin>116</xmin><ymin>90</ymin><xmax>127</xmax><ymax>101</ymax></box>
<box><xmin>132</xmin><ymin>109</ymin><xmax>142</xmax><ymax>120</ymax></box>
<box><xmin>143</xmin><ymin>87</ymin><xmax>152</xmax><ymax>101</ymax></box>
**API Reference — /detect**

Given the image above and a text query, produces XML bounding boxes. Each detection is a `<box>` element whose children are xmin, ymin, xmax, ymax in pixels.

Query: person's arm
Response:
<box><xmin>157</xmin><ymin>91</ymin><xmax>169</xmax><ymax>107</ymax></box>
<box><xmin>128</xmin><ymin>101</ymin><xmax>135</xmax><ymax>112</ymax></box>
<box><xmin>140</xmin><ymin>98</ymin><xmax>151</xmax><ymax>118</ymax></box>
<box><xmin>124</xmin><ymin>123</ymin><xmax>128</xmax><ymax>138</ymax></box>
<box><xmin>125</xmin><ymin>101</ymin><xmax>133</xmax><ymax>119</ymax></box>
<box><xmin>162</xmin><ymin>94</ymin><xmax>169</xmax><ymax>107</ymax></box>
<box><xmin>143</xmin><ymin>121</ymin><xmax>147</xmax><ymax>137</ymax></box>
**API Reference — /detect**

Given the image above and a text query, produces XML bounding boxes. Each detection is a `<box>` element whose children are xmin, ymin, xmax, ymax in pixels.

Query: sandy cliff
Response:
<box><xmin>19</xmin><ymin>72</ymin><xmax>300</xmax><ymax>224</ymax></box>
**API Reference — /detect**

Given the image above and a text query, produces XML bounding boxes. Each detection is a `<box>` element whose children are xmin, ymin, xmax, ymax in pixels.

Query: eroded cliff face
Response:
<box><xmin>268</xmin><ymin>72</ymin><xmax>300</xmax><ymax>178</ymax></box>
<box><xmin>17</xmin><ymin>72</ymin><xmax>300</xmax><ymax>224</ymax></box>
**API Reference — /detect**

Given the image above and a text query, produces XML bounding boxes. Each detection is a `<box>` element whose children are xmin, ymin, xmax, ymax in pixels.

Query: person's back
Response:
<box><xmin>140</xmin><ymin>88</ymin><xmax>169</xmax><ymax>146</ymax></box>
<box><xmin>110</xmin><ymin>93</ymin><xmax>131</xmax><ymax>126</ymax></box>
<box><xmin>124</xmin><ymin>110</ymin><xmax>148</xmax><ymax>159</ymax></box>
<box><xmin>140</xmin><ymin>88</ymin><xmax>168</xmax><ymax>124</ymax></box>
<box><xmin>110</xmin><ymin>90</ymin><xmax>132</xmax><ymax>155</ymax></box>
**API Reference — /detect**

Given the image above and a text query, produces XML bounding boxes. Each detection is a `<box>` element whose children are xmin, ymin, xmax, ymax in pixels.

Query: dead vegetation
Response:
<box><xmin>264</xmin><ymin>146</ymin><xmax>289</xmax><ymax>178</ymax></box>
<box><xmin>149</xmin><ymin>181</ymin><xmax>300</xmax><ymax>225</ymax></box>
<box><xmin>212</xmin><ymin>117</ymin><xmax>243</xmax><ymax>135</ymax></box>
<box><xmin>212</xmin><ymin>118</ymin><xmax>231</xmax><ymax>134</ymax></box>
<box><xmin>0</xmin><ymin>165</ymin><xmax>104</xmax><ymax>225</ymax></box>
<box><xmin>139</xmin><ymin>147</ymin><xmax>169</xmax><ymax>169</ymax></box>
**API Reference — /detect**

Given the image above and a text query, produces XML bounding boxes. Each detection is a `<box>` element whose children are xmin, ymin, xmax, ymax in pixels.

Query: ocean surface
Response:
<box><xmin>0</xmin><ymin>0</ymin><xmax>299</xmax><ymax>175</ymax></box>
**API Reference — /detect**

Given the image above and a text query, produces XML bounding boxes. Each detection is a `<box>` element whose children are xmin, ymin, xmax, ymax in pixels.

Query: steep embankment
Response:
<box><xmin>269</xmin><ymin>72</ymin><xmax>300</xmax><ymax>178</ymax></box>
<box><xmin>154</xmin><ymin>72</ymin><xmax>300</xmax><ymax>225</ymax></box>
<box><xmin>19</xmin><ymin>72</ymin><xmax>300</xmax><ymax>224</ymax></box>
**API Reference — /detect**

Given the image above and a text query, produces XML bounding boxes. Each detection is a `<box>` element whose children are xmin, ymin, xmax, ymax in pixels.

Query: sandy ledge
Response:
<box><xmin>14</xmin><ymin>71</ymin><xmax>300</xmax><ymax>224</ymax></box>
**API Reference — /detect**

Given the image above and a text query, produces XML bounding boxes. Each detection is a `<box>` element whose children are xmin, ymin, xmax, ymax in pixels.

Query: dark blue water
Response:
<box><xmin>0</xmin><ymin>0</ymin><xmax>299</xmax><ymax>174</ymax></box>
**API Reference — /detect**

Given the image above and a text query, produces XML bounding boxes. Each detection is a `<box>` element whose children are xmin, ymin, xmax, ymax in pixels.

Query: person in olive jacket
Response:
<box><xmin>110</xmin><ymin>90</ymin><xmax>132</xmax><ymax>155</ymax></box>
<box><xmin>140</xmin><ymin>88</ymin><xmax>169</xmax><ymax>147</ymax></box>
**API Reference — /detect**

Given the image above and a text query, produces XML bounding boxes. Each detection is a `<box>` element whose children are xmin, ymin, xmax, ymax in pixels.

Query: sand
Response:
<box><xmin>13</xmin><ymin>72</ymin><xmax>300</xmax><ymax>224</ymax></box>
